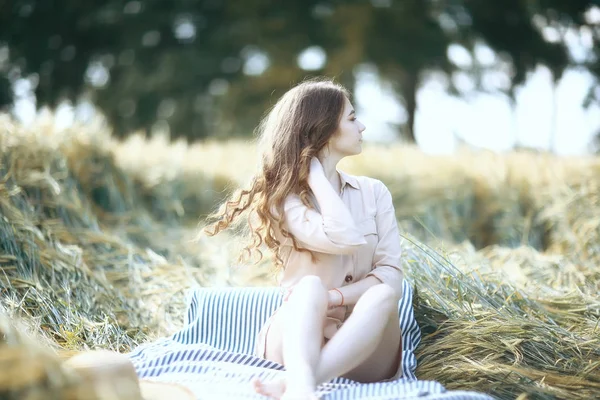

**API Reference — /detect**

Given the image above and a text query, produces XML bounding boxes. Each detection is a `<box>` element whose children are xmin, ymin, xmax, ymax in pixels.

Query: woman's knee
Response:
<box><xmin>355</xmin><ymin>284</ymin><xmax>399</xmax><ymax>314</ymax></box>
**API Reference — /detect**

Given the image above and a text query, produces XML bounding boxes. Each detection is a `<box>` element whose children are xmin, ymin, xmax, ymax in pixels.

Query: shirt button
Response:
<box><xmin>345</xmin><ymin>274</ymin><xmax>353</xmax><ymax>283</ymax></box>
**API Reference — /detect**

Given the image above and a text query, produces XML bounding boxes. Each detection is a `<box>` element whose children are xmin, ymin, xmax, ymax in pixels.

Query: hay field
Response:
<box><xmin>0</xmin><ymin>113</ymin><xmax>599</xmax><ymax>399</ymax></box>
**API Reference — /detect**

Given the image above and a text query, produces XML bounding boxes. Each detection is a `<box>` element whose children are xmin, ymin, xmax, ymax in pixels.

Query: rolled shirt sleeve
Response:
<box><xmin>367</xmin><ymin>181</ymin><xmax>404</xmax><ymax>297</ymax></box>
<box><xmin>283</xmin><ymin>193</ymin><xmax>367</xmax><ymax>254</ymax></box>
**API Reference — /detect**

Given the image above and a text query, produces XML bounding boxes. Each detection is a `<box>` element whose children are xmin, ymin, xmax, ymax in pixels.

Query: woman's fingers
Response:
<box><xmin>323</xmin><ymin>317</ymin><xmax>342</xmax><ymax>340</ymax></box>
<box><xmin>326</xmin><ymin>306</ymin><xmax>345</xmax><ymax>320</ymax></box>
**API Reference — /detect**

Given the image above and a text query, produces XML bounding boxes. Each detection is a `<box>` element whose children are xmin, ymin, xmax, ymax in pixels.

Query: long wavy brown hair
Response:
<box><xmin>203</xmin><ymin>78</ymin><xmax>350</xmax><ymax>270</ymax></box>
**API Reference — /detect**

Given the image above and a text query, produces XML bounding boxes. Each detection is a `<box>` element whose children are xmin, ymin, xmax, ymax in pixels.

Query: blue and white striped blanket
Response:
<box><xmin>129</xmin><ymin>282</ymin><xmax>493</xmax><ymax>399</ymax></box>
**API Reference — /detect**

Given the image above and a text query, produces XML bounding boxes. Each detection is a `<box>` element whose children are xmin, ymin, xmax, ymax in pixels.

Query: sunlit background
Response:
<box><xmin>2</xmin><ymin>3</ymin><xmax>600</xmax><ymax>399</ymax></box>
<box><xmin>3</xmin><ymin>1</ymin><xmax>599</xmax><ymax>155</ymax></box>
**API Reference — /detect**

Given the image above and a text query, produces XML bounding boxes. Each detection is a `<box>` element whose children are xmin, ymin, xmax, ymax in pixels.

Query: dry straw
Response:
<box><xmin>404</xmin><ymin>238</ymin><xmax>599</xmax><ymax>399</ymax></box>
<box><xmin>1</xmin><ymin>115</ymin><xmax>599</xmax><ymax>399</ymax></box>
<box><xmin>0</xmin><ymin>114</ymin><xmax>217</xmax><ymax>398</ymax></box>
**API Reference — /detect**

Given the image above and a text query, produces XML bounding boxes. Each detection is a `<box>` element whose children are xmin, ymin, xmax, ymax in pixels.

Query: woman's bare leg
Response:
<box><xmin>314</xmin><ymin>283</ymin><xmax>401</xmax><ymax>384</ymax></box>
<box><xmin>254</xmin><ymin>281</ymin><xmax>401</xmax><ymax>398</ymax></box>
<box><xmin>254</xmin><ymin>275</ymin><xmax>327</xmax><ymax>399</ymax></box>
<box><xmin>281</xmin><ymin>275</ymin><xmax>327</xmax><ymax>398</ymax></box>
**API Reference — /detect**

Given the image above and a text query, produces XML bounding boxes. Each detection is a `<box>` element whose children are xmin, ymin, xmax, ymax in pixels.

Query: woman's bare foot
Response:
<box><xmin>252</xmin><ymin>377</ymin><xmax>318</xmax><ymax>400</ymax></box>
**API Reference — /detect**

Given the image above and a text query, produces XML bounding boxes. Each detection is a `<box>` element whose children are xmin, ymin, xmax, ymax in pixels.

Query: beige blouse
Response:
<box><xmin>275</xmin><ymin>168</ymin><xmax>404</xmax><ymax>297</ymax></box>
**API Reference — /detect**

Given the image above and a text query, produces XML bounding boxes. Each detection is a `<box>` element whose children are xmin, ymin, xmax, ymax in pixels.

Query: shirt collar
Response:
<box><xmin>338</xmin><ymin>169</ymin><xmax>359</xmax><ymax>190</ymax></box>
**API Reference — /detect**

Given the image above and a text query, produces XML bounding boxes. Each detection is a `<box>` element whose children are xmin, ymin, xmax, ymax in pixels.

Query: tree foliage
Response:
<box><xmin>0</xmin><ymin>0</ymin><xmax>598</xmax><ymax>142</ymax></box>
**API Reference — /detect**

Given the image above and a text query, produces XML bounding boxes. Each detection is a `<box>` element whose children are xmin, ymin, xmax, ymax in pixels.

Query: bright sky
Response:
<box><xmin>355</xmin><ymin>64</ymin><xmax>600</xmax><ymax>155</ymax></box>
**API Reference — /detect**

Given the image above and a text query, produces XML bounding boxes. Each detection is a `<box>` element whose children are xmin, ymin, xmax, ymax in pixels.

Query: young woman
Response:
<box><xmin>204</xmin><ymin>79</ymin><xmax>404</xmax><ymax>400</ymax></box>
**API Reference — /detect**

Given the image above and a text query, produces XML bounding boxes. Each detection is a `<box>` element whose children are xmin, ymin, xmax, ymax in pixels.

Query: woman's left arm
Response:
<box><xmin>328</xmin><ymin>181</ymin><xmax>404</xmax><ymax>307</ymax></box>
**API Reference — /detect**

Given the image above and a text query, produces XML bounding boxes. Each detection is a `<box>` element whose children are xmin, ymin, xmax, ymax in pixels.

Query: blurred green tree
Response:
<box><xmin>0</xmin><ymin>0</ymin><xmax>598</xmax><ymax>143</ymax></box>
<box><xmin>364</xmin><ymin>0</ymin><xmax>454</xmax><ymax>142</ymax></box>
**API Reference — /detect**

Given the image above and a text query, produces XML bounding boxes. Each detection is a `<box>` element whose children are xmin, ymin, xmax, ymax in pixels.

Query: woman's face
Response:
<box><xmin>328</xmin><ymin>96</ymin><xmax>366</xmax><ymax>157</ymax></box>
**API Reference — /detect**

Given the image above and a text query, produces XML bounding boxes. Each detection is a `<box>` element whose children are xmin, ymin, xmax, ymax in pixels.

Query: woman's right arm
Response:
<box><xmin>281</xmin><ymin>158</ymin><xmax>366</xmax><ymax>254</ymax></box>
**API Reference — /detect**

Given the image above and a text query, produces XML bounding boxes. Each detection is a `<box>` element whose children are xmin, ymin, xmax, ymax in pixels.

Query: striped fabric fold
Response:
<box><xmin>128</xmin><ymin>281</ymin><xmax>493</xmax><ymax>399</ymax></box>
<box><xmin>171</xmin><ymin>280</ymin><xmax>420</xmax><ymax>381</ymax></box>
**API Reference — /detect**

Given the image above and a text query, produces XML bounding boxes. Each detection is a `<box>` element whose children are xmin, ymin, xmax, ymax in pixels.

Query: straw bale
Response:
<box><xmin>404</xmin><ymin>239</ymin><xmax>600</xmax><ymax>399</ymax></box>
<box><xmin>111</xmin><ymin>132</ymin><xmax>232</xmax><ymax>222</ymax></box>
<box><xmin>0</xmin><ymin>115</ymin><xmax>216</xmax><ymax>354</ymax></box>
<box><xmin>542</xmin><ymin>180</ymin><xmax>600</xmax><ymax>266</ymax></box>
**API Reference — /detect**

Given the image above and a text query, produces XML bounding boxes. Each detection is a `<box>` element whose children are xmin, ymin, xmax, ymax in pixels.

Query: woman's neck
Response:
<box><xmin>317</xmin><ymin>154</ymin><xmax>343</xmax><ymax>194</ymax></box>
